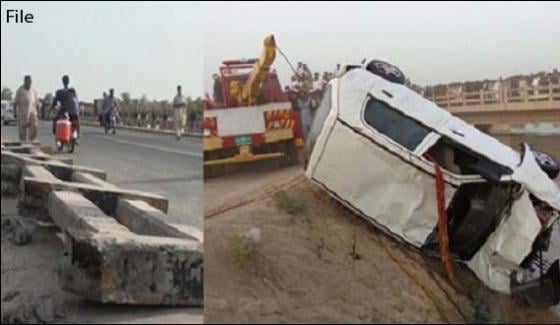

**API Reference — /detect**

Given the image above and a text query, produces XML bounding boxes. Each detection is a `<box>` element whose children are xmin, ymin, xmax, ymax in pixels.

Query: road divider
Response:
<box><xmin>80</xmin><ymin>119</ymin><xmax>203</xmax><ymax>138</ymax></box>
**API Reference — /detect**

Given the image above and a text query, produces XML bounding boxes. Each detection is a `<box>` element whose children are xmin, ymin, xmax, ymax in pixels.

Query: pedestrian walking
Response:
<box><xmin>173</xmin><ymin>85</ymin><xmax>187</xmax><ymax>140</ymax></box>
<box><xmin>14</xmin><ymin>75</ymin><xmax>40</xmax><ymax>143</ymax></box>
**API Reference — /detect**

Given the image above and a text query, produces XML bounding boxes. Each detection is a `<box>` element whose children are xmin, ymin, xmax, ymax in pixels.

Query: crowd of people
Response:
<box><xmin>92</xmin><ymin>86</ymin><xmax>191</xmax><ymax>140</ymax></box>
<box><xmin>284</xmin><ymin>62</ymin><xmax>341</xmax><ymax>139</ymax></box>
<box><xmin>282</xmin><ymin>64</ymin><xmax>559</xmax><ymax>139</ymax></box>
<box><xmin>282</xmin><ymin>62</ymin><xmax>560</xmax><ymax>111</ymax></box>
<box><xmin>10</xmin><ymin>73</ymin><xmax>196</xmax><ymax>144</ymax></box>
<box><xmin>16</xmin><ymin>66</ymin><xmax>556</xmax><ymax>145</ymax></box>
<box><xmin>415</xmin><ymin>69</ymin><xmax>560</xmax><ymax>102</ymax></box>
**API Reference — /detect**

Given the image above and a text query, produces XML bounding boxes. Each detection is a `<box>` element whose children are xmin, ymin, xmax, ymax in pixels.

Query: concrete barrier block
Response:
<box><xmin>116</xmin><ymin>199</ymin><xmax>201</xmax><ymax>242</ymax></box>
<box><xmin>48</xmin><ymin>191</ymin><xmax>203</xmax><ymax>306</ymax></box>
<box><xmin>24</xmin><ymin>177</ymin><xmax>168</xmax><ymax>215</ymax></box>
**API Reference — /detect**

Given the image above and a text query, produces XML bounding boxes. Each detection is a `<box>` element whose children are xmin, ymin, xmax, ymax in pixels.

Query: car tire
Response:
<box><xmin>365</xmin><ymin>60</ymin><xmax>406</xmax><ymax>84</ymax></box>
<box><xmin>533</xmin><ymin>150</ymin><xmax>560</xmax><ymax>180</ymax></box>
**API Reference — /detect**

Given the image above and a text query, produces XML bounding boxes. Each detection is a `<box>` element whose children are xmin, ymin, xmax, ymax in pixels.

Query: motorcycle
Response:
<box><xmin>105</xmin><ymin>111</ymin><xmax>117</xmax><ymax>135</ymax></box>
<box><xmin>55</xmin><ymin>114</ymin><xmax>79</xmax><ymax>153</ymax></box>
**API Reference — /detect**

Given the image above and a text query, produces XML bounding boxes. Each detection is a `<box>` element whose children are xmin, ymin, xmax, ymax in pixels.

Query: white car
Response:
<box><xmin>305</xmin><ymin>60</ymin><xmax>560</xmax><ymax>307</ymax></box>
<box><xmin>1</xmin><ymin>100</ymin><xmax>16</xmax><ymax>126</ymax></box>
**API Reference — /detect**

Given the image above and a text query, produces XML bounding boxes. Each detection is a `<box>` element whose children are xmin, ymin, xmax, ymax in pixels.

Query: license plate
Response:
<box><xmin>235</xmin><ymin>135</ymin><xmax>252</xmax><ymax>146</ymax></box>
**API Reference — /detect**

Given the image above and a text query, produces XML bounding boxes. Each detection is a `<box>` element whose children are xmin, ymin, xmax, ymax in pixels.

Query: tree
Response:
<box><xmin>120</xmin><ymin>92</ymin><xmax>131</xmax><ymax>114</ymax></box>
<box><xmin>1</xmin><ymin>87</ymin><xmax>13</xmax><ymax>101</ymax></box>
<box><xmin>139</xmin><ymin>95</ymin><xmax>149</xmax><ymax>115</ymax></box>
<box><xmin>121</xmin><ymin>92</ymin><xmax>131</xmax><ymax>106</ymax></box>
<box><xmin>188</xmin><ymin>97</ymin><xmax>203</xmax><ymax>122</ymax></box>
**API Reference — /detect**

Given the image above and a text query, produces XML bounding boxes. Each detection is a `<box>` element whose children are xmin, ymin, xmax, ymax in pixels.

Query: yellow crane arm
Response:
<box><xmin>232</xmin><ymin>35</ymin><xmax>277</xmax><ymax>106</ymax></box>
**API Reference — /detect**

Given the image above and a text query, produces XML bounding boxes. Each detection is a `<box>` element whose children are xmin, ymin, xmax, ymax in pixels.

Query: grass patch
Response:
<box><xmin>228</xmin><ymin>234</ymin><xmax>261</xmax><ymax>268</ymax></box>
<box><xmin>273</xmin><ymin>190</ymin><xmax>307</xmax><ymax>215</ymax></box>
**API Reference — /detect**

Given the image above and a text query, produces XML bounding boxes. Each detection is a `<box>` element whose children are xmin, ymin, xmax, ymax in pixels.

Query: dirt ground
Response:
<box><xmin>204</xmin><ymin>134</ymin><xmax>560</xmax><ymax>324</ymax></box>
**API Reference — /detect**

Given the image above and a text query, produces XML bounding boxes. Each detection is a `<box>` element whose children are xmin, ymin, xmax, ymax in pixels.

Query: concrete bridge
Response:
<box><xmin>430</xmin><ymin>83</ymin><xmax>560</xmax><ymax>132</ymax></box>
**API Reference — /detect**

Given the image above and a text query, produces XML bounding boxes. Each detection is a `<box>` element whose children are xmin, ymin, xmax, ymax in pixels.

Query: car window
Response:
<box><xmin>426</xmin><ymin>137</ymin><xmax>512</xmax><ymax>182</ymax></box>
<box><xmin>363</xmin><ymin>96</ymin><xmax>431</xmax><ymax>151</ymax></box>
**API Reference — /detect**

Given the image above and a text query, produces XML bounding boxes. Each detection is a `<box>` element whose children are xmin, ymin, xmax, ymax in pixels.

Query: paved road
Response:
<box><xmin>1</xmin><ymin>121</ymin><xmax>203</xmax><ymax>229</ymax></box>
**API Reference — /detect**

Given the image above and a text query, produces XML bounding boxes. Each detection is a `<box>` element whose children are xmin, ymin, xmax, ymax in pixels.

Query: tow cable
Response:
<box><xmin>427</xmin><ymin>155</ymin><xmax>462</xmax><ymax>291</ymax></box>
<box><xmin>277</xmin><ymin>45</ymin><xmax>300</xmax><ymax>78</ymax></box>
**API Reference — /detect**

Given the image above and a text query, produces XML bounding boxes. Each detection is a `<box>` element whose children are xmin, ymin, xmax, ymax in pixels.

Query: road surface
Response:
<box><xmin>1</xmin><ymin>121</ymin><xmax>203</xmax><ymax>228</ymax></box>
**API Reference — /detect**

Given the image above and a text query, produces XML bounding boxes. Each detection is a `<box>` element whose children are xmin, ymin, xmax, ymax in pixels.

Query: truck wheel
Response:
<box><xmin>280</xmin><ymin>140</ymin><xmax>297</xmax><ymax>166</ymax></box>
<box><xmin>365</xmin><ymin>60</ymin><xmax>406</xmax><ymax>85</ymax></box>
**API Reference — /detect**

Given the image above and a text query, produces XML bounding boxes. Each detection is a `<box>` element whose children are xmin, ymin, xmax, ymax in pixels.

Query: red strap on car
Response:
<box><xmin>427</xmin><ymin>155</ymin><xmax>461</xmax><ymax>291</ymax></box>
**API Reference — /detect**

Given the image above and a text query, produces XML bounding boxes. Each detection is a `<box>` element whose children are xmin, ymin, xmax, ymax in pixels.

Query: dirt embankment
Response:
<box><xmin>204</xmin><ymin>165</ymin><xmax>560</xmax><ymax>324</ymax></box>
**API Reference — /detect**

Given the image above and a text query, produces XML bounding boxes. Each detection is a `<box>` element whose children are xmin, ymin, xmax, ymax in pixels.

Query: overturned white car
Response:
<box><xmin>305</xmin><ymin>60</ymin><xmax>560</xmax><ymax>307</ymax></box>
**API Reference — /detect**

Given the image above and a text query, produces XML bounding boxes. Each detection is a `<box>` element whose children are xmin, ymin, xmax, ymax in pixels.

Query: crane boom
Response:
<box><xmin>231</xmin><ymin>35</ymin><xmax>277</xmax><ymax>106</ymax></box>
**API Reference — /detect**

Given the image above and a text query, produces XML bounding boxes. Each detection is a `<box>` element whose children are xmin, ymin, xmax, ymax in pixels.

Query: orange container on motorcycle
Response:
<box><xmin>56</xmin><ymin>119</ymin><xmax>72</xmax><ymax>142</ymax></box>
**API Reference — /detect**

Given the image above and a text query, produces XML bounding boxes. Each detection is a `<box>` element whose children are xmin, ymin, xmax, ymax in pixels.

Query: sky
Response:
<box><xmin>3</xmin><ymin>2</ymin><xmax>559</xmax><ymax>101</ymax></box>
<box><xmin>1</xmin><ymin>1</ymin><xmax>204</xmax><ymax>101</ymax></box>
<box><xmin>204</xmin><ymin>1</ymin><xmax>560</xmax><ymax>92</ymax></box>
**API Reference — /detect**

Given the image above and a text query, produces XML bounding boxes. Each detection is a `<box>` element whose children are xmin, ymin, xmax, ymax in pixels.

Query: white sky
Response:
<box><xmin>3</xmin><ymin>2</ymin><xmax>559</xmax><ymax>100</ymax></box>
<box><xmin>1</xmin><ymin>1</ymin><xmax>203</xmax><ymax>101</ymax></box>
<box><xmin>204</xmin><ymin>1</ymin><xmax>560</xmax><ymax>92</ymax></box>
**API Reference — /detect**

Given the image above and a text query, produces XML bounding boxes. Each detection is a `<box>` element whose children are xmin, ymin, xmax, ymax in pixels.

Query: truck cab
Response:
<box><xmin>203</xmin><ymin>36</ymin><xmax>304</xmax><ymax>176</ymax></box>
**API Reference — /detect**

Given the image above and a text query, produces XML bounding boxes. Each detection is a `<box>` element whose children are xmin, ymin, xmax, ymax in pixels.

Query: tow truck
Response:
<box><xmin>203</xmin><ymin>35</ymin><xmax>303</xmax><ymax>176</ymax></box>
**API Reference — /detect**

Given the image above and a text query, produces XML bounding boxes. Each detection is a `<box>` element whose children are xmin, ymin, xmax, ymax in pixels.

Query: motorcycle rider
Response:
<box><xmin>51</xmin><ymin>75</ymin><xmax>72</xmax><ymax>134</ymax></box>
<box><xmin>67</xmin><ymin>88</ymin><xmax>80</xmax><ymax>140</ymax></box>
<box><xmin>103</xmin><ymin>88</ymin><xmax>119</xmax><ymax>130</ymax></box>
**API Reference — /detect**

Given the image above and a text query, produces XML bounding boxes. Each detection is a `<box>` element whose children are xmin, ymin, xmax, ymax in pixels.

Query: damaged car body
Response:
<box><xmin>304</xmin><ymin>60</ymin><xmax>560</xmax><ymax>307</ymax></box>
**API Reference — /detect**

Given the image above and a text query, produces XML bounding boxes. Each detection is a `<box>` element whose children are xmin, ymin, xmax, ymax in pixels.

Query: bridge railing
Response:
<box><xmin>79</xmin><ymin>105</ymin><xmax>202</xmax><ymax>134</ymax></box>
<box><xmin>431</xmin><ymin>83</ymin><xmax>560</xmax><ymax>108</ymax></box>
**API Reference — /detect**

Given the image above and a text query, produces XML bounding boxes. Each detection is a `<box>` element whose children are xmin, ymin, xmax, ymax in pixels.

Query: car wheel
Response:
<box><xmin>365</xmin><ymin>60</ymin><xmax>406</xmax><ymax>84</ymax></box>
<box><xmin>533</xmin><ymin>150</ymin><xmax>560</xmax><ymax>180</ymax></box>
